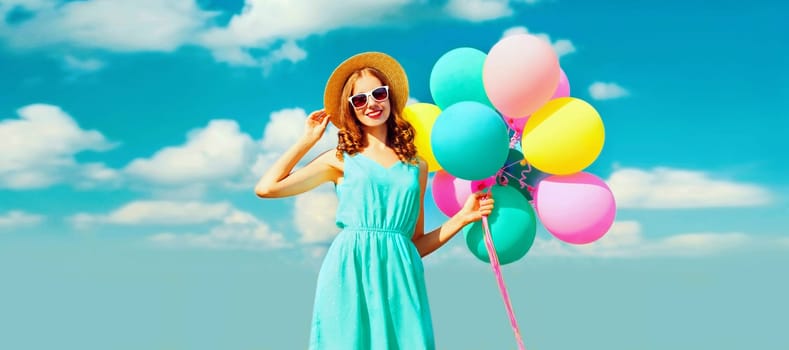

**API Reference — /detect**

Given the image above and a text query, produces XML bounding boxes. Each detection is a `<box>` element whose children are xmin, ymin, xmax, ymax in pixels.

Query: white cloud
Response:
<box><xmin>530</xmin><ymin>220</ymin><xmax>752</xmax><ymax>258</ymax></box>
<box><xmin>148</xmin><ymin>211</ymin><xmax>291</xmax><ymax>250</ymax></box>
<box><xmin>1</xmin><ymin>0</ymin><xmax>547</xmax><ymax>72</ymax></box>
<box><xmin>69</xmin><ymin>199</ymin><xmax>288</xmax><ymax>249</ymax></box>
<box><xmin>551</xmin><ymin>39</ymin><xmax>576</xmax><ymax>57</ymax></box>
<box><xmin>69</xmin><ymin>200</ymin><xmax>233</xmax><ymax>228</ymax></box>
<box><xmin>251</xmin><ymin>107</ymin><xmax>338</xmax><ymax>178</ymax></box>
<box><xmin>607</xmin><ymin>166</ymin><xmax>773</xmax><ymax>209</ymax></box>
<box><xmin>294</xmin><ymin>183</ymin><xmax>340</xmax><ymax>243</ymax></box>
<box><xmin>149</xmin><ymin>208</ymin><xmax>288</xmax><ymax>250</ymax></box>
<box><xmin>258</xmin><ymin>107</ymin><xmax>338</xmax><ymax>153</ymax></box>
<box><xmin>197</xmin><ymin>0</ymin><xmax>413</xmax><ymax>67</ymax></box>
<box><xmin>0</xmin><ymin>104</ymin><xmax>118</xmax><ymax>189</ymax></box>
<box><xmin>124</xmin><ymin>119</ymin><xmax>257</xmax><ymax>186</ymax></box>
<box><xmin>588</xmin><ymin>81</ymin><xmax>629</xmax><ymax>100</ymax></box>
<box><xmin>260</xmin><ymin>40</ymin><xmax>308</xmax><ymax>72</ymax></box>
<box><xmin>0</xmin><ymin>210</ymin><xmax>45</xmax><ymax>229</ymax></box>
<box><xmin>427</xmin><ymin>219</ymin><xmax>783</xmax><ymax>262</ymax></box>
<box><xmin>104</xmin><ymin>108</ymin><xmax>338</xmax><ymax>195</ymax></box>
<box><xmin>201</xmin><ymin>0</ymin><xmax>411</xmax><ymax>44</ymax></box>
<box><xmin>260</xmin><ymin>109</ymin><xmax>309</xmax><ymax>152</ymax></box>
<box><xmin>0</xmin><ymin>0</ymin><xmax>216</xmax><ymax>52</ymax></box>
<box><xmin>63</xmin><ymin>55</ymin><xmax>106</xmax><ymax>72</ymax></box>
<box><xmin>502</xmin><ymin>26</ymin><xmax>576</xmax><ymax>57</ymax></box>
<box><xmin>76</xmin><ymin>162</ymin><xmax>122</xmax><ymax>189</ymax></box>
<box><xmin>445</xmin><ymin>0</ymin><xmax>513</xmax><ymax>22</ymax></box>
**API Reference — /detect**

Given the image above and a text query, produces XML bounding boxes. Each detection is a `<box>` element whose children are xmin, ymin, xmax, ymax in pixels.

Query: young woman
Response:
<box><xmin>255</xmin><ymin>52</ymin><xmax>494</xmax><ymax>349</ymax></box>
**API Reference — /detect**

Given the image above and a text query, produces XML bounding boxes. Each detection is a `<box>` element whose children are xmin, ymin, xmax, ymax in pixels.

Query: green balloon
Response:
<box><xmin>429</xmin><ymin>47</ymin><xmax>495</xmax><ymax>110</ymax></box>
<box><xmin>463</xmin><ymin>185</ymin><xmax>537</xmax><ymax>265</ymax></box>
<box><xmin>499</xmin><ymin>149</ymin><xmax>548</xmax><ymax>201</ymax></box>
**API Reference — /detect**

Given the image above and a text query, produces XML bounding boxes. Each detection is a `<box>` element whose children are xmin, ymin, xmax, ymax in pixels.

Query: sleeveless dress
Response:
<box><xmin>308</xmin><ymin>152</ymin><xmax>435</xmax><ymax>350</ymax></box>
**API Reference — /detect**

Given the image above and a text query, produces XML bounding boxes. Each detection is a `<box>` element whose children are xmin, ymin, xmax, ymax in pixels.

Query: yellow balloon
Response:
<box><xmin>403</xmin><ymin>103</ymin><xmax>443</xmax><ymax>172</ymax></box>
<box><xmin>521</xmin><ymin>97</ymin><xmax>605</xmax><ymax>175</ymax></box>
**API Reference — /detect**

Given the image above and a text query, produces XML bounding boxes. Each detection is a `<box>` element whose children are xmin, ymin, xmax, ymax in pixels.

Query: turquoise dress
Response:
<box><xmin>308</xmin><ymin>152</ymin><xmax>435</xmax><ymax>350</ymax></box>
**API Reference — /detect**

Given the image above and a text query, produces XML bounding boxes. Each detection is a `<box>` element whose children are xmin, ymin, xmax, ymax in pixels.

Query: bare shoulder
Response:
<box><xmin>318</xmin><ymin>147</ymin><xmax>344</xmax><ymax>172</ymax></box>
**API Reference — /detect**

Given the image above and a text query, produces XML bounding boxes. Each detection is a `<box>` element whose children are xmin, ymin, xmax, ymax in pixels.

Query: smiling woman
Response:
<box><xmin>254</xmin><ymin>51</ymin><xmax>494</xmax><ymax>349</ymax></box>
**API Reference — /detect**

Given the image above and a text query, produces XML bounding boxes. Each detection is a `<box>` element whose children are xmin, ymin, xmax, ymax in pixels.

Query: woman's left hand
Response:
<box><xmin>459</xmin><ymin>191</ymin><xmax>495</xmax><ymax>225</ymax></box>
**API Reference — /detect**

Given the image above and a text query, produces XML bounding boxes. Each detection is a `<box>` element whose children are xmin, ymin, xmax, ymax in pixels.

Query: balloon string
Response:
<box><xmin>481</xmin><ymin>188</ymin><xmax>526</xmax><ymax>350</ymax></box>
<box><xmin>509</xmin><ymin>133</ymin><xmax>519</xmax><ymax>148</ymax></box>
<box><xmin>504</xmin><ymin>119</ymin><xmax>522</xmax><ymax>147</ymax></box>
<box><xmin>497</xmin><ymin>166</ymin><xmax>537</xmax><ymax>197</ymax></box>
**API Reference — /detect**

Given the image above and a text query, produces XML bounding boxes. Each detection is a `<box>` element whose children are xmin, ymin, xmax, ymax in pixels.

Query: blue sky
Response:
<box><xmin>1</xmin><ymin>0</ymin><xmax>787</xmax><ymax>349</ymax></box>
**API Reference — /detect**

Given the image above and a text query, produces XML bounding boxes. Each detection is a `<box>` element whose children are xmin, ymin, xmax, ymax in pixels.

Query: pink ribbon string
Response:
<box><xmin>481</xmin><ymin>189</ymin><xmax>526</xmax><ymax>350</ymax></box>
<box><xmin>497</xmin><ymin>163</ymin><xmax>537</xmax><ymax>200</ymax></box>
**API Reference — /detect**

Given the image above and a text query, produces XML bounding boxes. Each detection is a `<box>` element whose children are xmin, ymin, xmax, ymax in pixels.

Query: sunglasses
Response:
<box><xmin>348</xmin><ymin>86</ymin><xmax>389</xmax><ymax>109</ymax></box>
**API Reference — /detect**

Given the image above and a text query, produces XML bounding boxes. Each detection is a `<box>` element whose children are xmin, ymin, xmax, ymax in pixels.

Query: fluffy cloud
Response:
<box><xmin>0</xmin><ymin>104</ymin><xmax>119</xmax><ymax>189</ymax></box>
<box><xmin>607</xmin><ymin>166</ymin><xmax>773</xmax><ymax>209</ymax></box>
<box><xmin>251</xmin><ymin>107</ymin><xmax>339</xmax><ymax>179</ymax></box>
<box><xmin>428</xmin><ymin>217</ymin><xmax>785</xmax><ymax>263</ymax></box>
<box><xmin>69</xmin><ymin>200</ymin><xmax>234</xmax><ymax>227</ymax></box>
<box><xmin>530</xmin><ymin>220</ymin><xmax>752</xmax><ymax>258</ymax></box>
<box><xmin>63</xmin><ymin>55</ymin><xmax>106</xmax><ymax>73</ymax></box>
<box><xmin>588</xmin><ymin>82</ymin><xmax>629</xmax><ymax>100</ymax></box>
<box><xmin>0</xmin><ymin>104</ymin><xmax>338</xmax><ymax>194</ymax></box>
<box><xmin>148</xmin><ymin>209</ymin><xmax>288</xmax><ymax>250</ymax></box>
<box><xmin>502</xmin><ymin>26</ymin><xmax>577</xmax><ymax>57</ymax></box>
<box><xmin>69</xmin><ymin>199</ymin><xmax>287</xmax><ymax>249</ymax></box>
<box><xmin>294</xmin><ymin>183</ymin><xmax>340</xmax><ymax>243</ymax></box>
<box><xmin>445</xmin><ymin>0</ymin><xmax>513</xmax><ymax>22</ymax></box>
<box><xmin>1</xmin><ymin>0</ymin><xmax>544</xmax><ymax>70</ymax></box>
<box><xmin>0</xmin><ymin>0</ymin><xmax>216</xmax><ymax>52</ymax></box>
<box><xmin>197</xmin><ymin>0</ymin><xmax>414</xmax><ymax>67</ymax></box>
<box><xmin>124</xmin><ymin>119</ymin><xmax>257</xmax><ymax>187</ymax></box>
<box><xmin>0</xmin><ymin>210</ymin><xmax>45</xmax><ymax>229</ymax></box>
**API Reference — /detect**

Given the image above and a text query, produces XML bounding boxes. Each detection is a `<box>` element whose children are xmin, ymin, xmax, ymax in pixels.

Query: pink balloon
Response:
<box><xmin>552</xmin><ymin>68</ymin><xmax>571</xmax><ymax>99</ymax></box>
<box><xmin>502</xmin><ymin>68</ymin><xmax>568</xmax><ymax>134</ymax></box>
<box><xmin>431</xmin><ymin>170</ymin><xmax>474</xmax><ymax>217</ymax></box>
<box><xmin>483</xmin><ymin>34</ymin><xmax>560</xmax><ymax>118</ymax></box>
<box><xmin>503</xmin><ymin>115</ymin><xmax>529</xmax><ymax>134</ymax></box>
<box><xmin>534</xmin><ymin>172</ymin><xmax>616</xmax><ymax>244</ymax></box>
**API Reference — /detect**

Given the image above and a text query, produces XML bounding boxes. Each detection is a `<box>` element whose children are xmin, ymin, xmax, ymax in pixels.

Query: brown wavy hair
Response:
<box><xmin>335</xmin><ymin>67</ymin><xmax>417</xmax><ymax>165</ymax></box>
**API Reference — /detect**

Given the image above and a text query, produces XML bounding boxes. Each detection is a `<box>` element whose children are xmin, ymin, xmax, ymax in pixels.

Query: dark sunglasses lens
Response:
<box><xmin>350</xmin><ymin>94</ymin><xmax>367</xmax><ymax>108</ymax></box>
<box><xmin>372</xmin><ymin>87</ymin><xmax>388</xmax><ymax>101</ymax></box>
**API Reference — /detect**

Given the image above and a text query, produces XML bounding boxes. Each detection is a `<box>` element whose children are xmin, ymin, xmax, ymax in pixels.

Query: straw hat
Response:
<box><xmin>323</xmin><ymin>52</ymin><xmax>409</xmax><ymax>128</ymax></box>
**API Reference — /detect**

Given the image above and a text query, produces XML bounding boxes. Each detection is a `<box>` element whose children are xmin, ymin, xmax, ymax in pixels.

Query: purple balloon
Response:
<box><xmin>552</xmin><ymin>68</ymin><xmax>571</xmax><ymax>99</ymax></box>
<box><xmin>534</xmin><ymin>172</ymin><xmax>616</xmax><ymax>245</ymax></box>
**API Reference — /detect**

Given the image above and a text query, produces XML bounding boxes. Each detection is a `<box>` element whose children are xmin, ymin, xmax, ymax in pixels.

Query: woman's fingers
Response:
<box><xmin>308</xmin><ymin>109</ymin><xmax>327</xmax><ymax>122</ymax></box>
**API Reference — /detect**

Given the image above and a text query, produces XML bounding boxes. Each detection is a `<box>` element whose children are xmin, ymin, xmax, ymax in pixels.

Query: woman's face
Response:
<box><xmin>350</xmin><ymin>74</ymin><xmax>391</xmax><ymax>128</ymax></box>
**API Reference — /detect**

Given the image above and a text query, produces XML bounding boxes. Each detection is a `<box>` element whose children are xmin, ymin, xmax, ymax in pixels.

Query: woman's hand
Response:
<box><xmin>458</xmin><ymin>191</ymin><xmax>495</xmax><ymax>225</ymax></box>
<box><xmin>303</xmin><ymin>109</ymin><xmax>330</xmax><ymax>145</ymax></box>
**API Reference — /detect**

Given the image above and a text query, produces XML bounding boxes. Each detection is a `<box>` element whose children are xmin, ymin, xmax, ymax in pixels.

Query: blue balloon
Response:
<box><xmin>429</xmin><ymin>47</ymin><xmax>494</xmax><ymax>110</ymax></box>
<box><xmin>430</xmin><ymin>101</ymin><xmax>510</xmax><ymax>181</ymax></box>
<box><xmin>463</xmin><ymin>185</ymin><xmax>537</xmax><ymax>265</ymax></box>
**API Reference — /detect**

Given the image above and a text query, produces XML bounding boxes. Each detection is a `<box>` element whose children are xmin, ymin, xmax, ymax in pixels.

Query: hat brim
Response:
<box><xmin>323</xmin><ymin>52</ymin><xmax>409</xmax><ymax>128</ymax></box>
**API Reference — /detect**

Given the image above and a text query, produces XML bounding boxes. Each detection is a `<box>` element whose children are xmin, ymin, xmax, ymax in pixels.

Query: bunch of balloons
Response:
<box><xmin>403</xmin><ymin>33</ymin><xmax>617</xmax><ymax>265</ymax></box>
